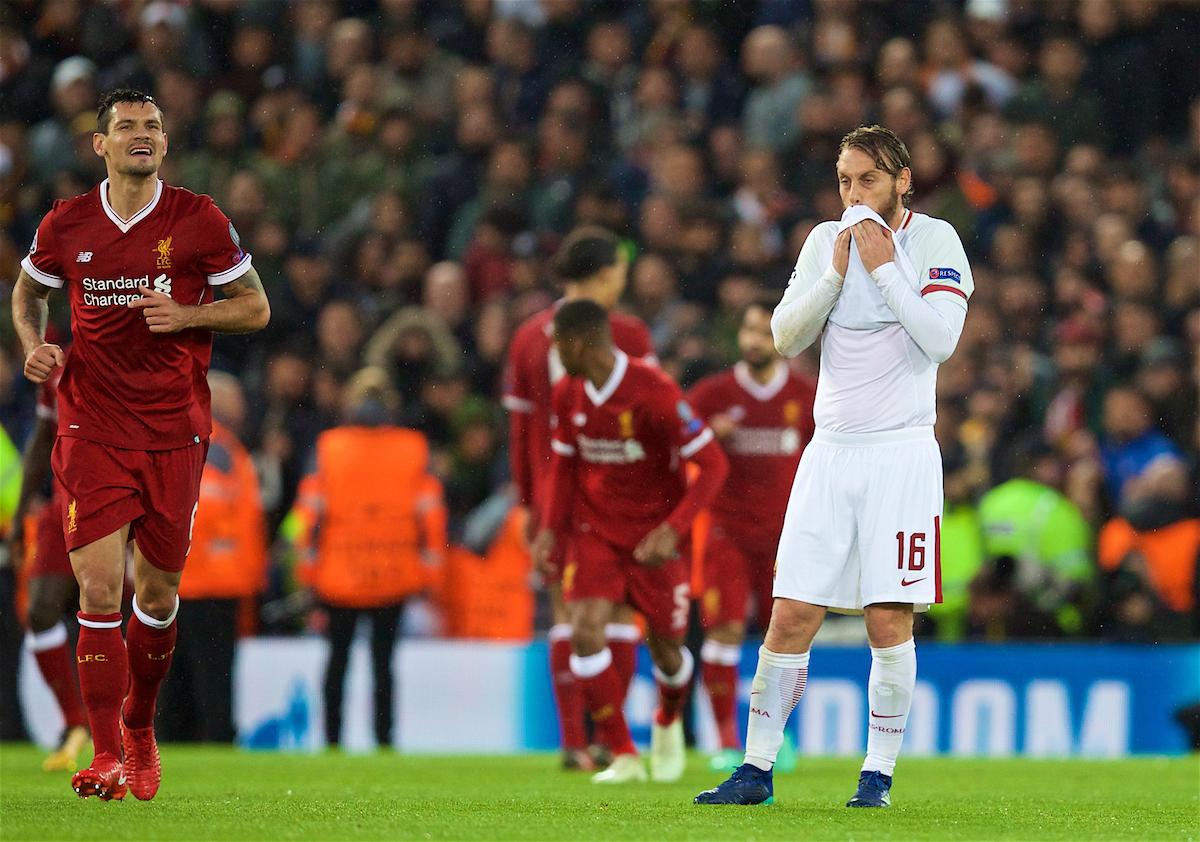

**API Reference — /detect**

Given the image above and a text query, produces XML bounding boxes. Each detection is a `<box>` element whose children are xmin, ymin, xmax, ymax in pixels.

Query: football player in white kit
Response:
<box><xmin>695</xmin><ymin>125</ymin><xmax>973</xmax><ymax>808</ymax></box>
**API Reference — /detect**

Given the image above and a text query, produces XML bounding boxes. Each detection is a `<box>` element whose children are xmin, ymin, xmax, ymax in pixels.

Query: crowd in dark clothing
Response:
<box><xmin>2</xmin><ymin>0</ymin><xmax>1199</xmax><ymax>642</ymax></box>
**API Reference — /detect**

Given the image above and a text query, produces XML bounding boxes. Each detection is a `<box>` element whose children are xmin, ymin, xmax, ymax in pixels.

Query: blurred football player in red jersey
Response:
<box><xmin>12</xmin><ymin>89</ymin><xmax>269</xmax><ymax>801</ymax></box>
<box><xmin>7</xmin><ymin>359</ymin><xmax>91</xmax><ymax>772</ymax></box>
<box><xmin>503</xmin><ymin>227</ymin><xmax>654</xmax><ymax>770</ymax></box>
<box><xmin>531</xmin><ymin>299</ymin><xmax>729</xmax><ymax>784</ymax></box>
<box><xmin>686</xmin><ymin>297</ymin><xmax>815</xmax><ymax>771</ymax></box>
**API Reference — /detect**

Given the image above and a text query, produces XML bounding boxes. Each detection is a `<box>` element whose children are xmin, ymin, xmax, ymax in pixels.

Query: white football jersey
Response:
<box><xmin>777</xmin><ymin>209</ymin><xmax>973</xmax><ymax>433</ymax></box>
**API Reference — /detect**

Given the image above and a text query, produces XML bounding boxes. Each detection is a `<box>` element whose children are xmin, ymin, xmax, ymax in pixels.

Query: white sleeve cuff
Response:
<box><xmin>21</xmin><ymin>256</ymin><xmax>63</xmax><ymax>288</ymax></box>
<box><xmin>207</xmin><ymin>253</ymin><xmax>253</xmax><ymax>285</ymax></box>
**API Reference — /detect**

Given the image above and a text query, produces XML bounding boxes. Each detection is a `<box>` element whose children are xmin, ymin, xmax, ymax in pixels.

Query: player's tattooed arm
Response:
<box><xmin>11</xmin><ymin>269</ymin><xmax>64</xmax><ymax>384</ymax></box>
<box><xmin>129</xmin><ymin>265</ymin><xmax>270</xmax><ymax>334</ymax></box>
<box><xmin>216</xmin><ymin>266</ymin><xmax>271</xmax><ymax>333</ymax></box>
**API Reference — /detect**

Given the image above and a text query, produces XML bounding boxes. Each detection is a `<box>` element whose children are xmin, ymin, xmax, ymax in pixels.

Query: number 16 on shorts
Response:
<box><xmin>895</xmin><ymin>516</ymin><xmax>940</xmax><ymax>594</ymax></box>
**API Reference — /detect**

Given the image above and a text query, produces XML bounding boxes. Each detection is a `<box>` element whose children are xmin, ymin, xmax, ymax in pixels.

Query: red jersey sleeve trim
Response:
<box><xmin>921</xmin><ymin>283</ymin><xmax>967</xmax><ymax>300</ymax></box>
<box><xmin>502</xmin><ymin>395</ymin><xmax>534</xmax><ymax>413</ymax></box>
<box><xmin>207</xmin><ymin>253</ymin><xmax>253</xmax><ymax>285</ymax></box>
<box><xmin>21</xmin><ymin>256</ymin><xmax>64</xmax><ymax>289</ymax></box>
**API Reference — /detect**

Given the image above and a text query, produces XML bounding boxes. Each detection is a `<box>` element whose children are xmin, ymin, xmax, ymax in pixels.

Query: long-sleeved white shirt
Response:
<box><xmin>771</xmin><ymin>207</ymin><xmax>973</xmax><ymax>433</ymax></box>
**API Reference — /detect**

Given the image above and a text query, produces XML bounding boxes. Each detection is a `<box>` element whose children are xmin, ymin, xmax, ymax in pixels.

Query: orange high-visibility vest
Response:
<box><xmin>440</xmin><ymin>505</ymin><xmax>533</xmax><ymax>640</ymax></box>
<box><xmin>179</xmin><ymin>421</ymin><xmax>268</xmax><ymax>600</ymax></box>
<box><xmin>294</xmin><ymin>425</ymin><xmax>445</xmax><ymax>608</ymax></box>
<box><xmin>1098</xmin><ymin>517</ymin><xmax>1200</xmax><ymax>612</ymax></box>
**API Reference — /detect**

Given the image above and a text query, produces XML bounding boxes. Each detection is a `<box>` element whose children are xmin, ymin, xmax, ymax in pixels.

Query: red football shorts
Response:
<box><xmin>27</xmin><ymin>496</ymin><xmax>72</xmax><ymax>578</ymax></box>
<box><xmin>700</xmin><ymin>524</ymin><xmax>777</xmax><ymax>632</ymax></box>
<box><xmin>563</xmin><ymin>526</ymin><xmax>690</xmax><ymax>639</ymax></box>
<box><xmin>52</xmin><ymin>437</ymin><xmax>208</xmax><ymax>573</ymax></box>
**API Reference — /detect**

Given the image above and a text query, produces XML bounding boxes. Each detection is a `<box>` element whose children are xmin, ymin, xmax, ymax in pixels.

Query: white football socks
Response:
<box><xmin>862</xmin><ymin>637</ymin><xmax>916</xmax><ymax>776</ymax></box>
<box><xmin>743</xmin><ymin>646</ymin><xmax>809</xmax><ymax>771</ymax></box>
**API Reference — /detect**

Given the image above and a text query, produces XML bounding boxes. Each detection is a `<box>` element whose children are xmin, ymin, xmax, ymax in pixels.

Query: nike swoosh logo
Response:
<box><xmin>900</xmin><ymin>577</ymin><xmax>926</xmax><ymax>586</ymax></box>
<box><xmin>871</xmin><ymin>711</ymin><xmax>904</xmax><ymax>718</ymax></box>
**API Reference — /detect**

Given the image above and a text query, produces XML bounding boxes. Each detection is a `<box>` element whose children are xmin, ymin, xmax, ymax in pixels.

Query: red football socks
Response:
<box><xmin>548</xmin><ymin>627</ymin><xmax>587</xmax><ymax>751</ymax></box>
<box><xmin>34</xmin><ymin>641</ymin><xmax>87</xmax><ymax>730</ymax></box>
<box><xmin>571</xmin><ymin>649</ymin><xmax>636</xmax><ymax>756</ymax></box>
<box><xmin>703</xmin><ymin>661</ymin><xmax>740</xmax><ymax>749</ymax></box>
<box><xmin>653</xmin><ymin>646</ymin><xmax>694</xmax><ymax>727</ymax></box>
<box><xmin>606</xmin><ymin>624</ymin><xmax>640</xmax><ymax>701</ymax></box>
<box><xmin>28</xmin><ymin>623</ymin><xmax>87</xmax><ymax>730</ymax></box>
<box><xmin>123</xmin><ymin>601</ymin><xmax>177</xmax><ymax>730</ymax></box>
<box><xmin>75</xmin><ymin>612</ymin><xmax>128</xmax><ymax>759</ymax></box>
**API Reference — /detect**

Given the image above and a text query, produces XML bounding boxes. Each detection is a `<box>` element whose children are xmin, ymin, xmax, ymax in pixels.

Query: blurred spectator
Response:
<box><xmin>365</xmin><ymin>306</ymin><xmax>463</xmax><ymax>403</ymax></box>
<box><xmin>675</xmin><ymin>24</ymin><xmax>745</xmax><ymax>140</ymax></box>
<box><xmin>1005</xmin><ymin>36</ymin><xmax>1103</xmax><ymax>152</ymax></box>
<box><xmin>178</xmin><ymin>92</ymin><xmax>281</xmax><ymax>207</ymax></box>
<box><xmin>920</xmin><ymin>16</ymin><xmax>1014</xmax><ymax>120</ymax></box>
<box><xmin>977</xmin><ymin>439</ymin><xmax>1094</xmax><ymax>635</ymax></box>
<box><xmin>105</xmin><ymin>1</ymin><xmax>206</xmax><ymax>93</ymax></box>
<box><xmin>740</xmin><ymin>25</ymin><xmax>812</xmax><ymax>153</ymax></box>
<box><xmin>291</xmin><ymin>368</ymin><xmax>447</xmax><ymax>748</ymax></box>
<box><xmin>1099</xmin><ymin>385</ymin><xmax>1186</xmax><ymax>509</ymax></box>
<box><xmin>1098</xmin><ymin>460</ymin><xmax>1200</xmax><ymax>641</ymax></box>
<box><xmin>28</xmin><ymin>56</ymin><xmax>96</xmax><ymax>189</ymax></box>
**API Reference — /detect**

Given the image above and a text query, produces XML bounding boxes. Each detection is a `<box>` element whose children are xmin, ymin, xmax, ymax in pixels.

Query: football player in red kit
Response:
<box><xmin>686</xmin><ymin>298</ymin><xmax>815</xmax><ymax>771</ymax></box>
<box><xmin>8</xmin><ymin>363</ymin><xmax>90</xmax><ymax>772</ymax></box>
<box><xmin>531</xmin><ymin>299</ymin><xmax>729</xmax><ymax>784</ymax></box>
<box><xmin>504</xmin><ymin>227</ymin><xmax>654</xmax><ymax>770</ymax></box>
<box><xmin>11</xmin><ymin>90</ymin><xmax>269</xmax><ymax>801</ymax></box>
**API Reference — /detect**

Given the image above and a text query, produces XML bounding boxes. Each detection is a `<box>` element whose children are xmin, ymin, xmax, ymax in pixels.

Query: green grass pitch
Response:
<box><xmin>1</xmin><ymin>744</ymin><xmax>1197</xmax><ymax>841</ymax></box>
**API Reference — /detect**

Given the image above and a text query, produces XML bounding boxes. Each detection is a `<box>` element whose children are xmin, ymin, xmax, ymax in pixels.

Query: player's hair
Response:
<box><xmin>838</xmin><ymin>125</ymin><xmax>913</xmax><ymax>203</ymax></box>
<box><xmin>552</xmin><ymin>226</ymin><xmax>620</xmax><ymax>283</ymax></box>
<box><xmin>97</xmin><ymin>89</ymin><xmax>160</xmax><ymax>135</ymax></box>
<box><xmin>553</xmin><ymin>298</ymin><xmax>611</xmax><ymax>344</ymax></box>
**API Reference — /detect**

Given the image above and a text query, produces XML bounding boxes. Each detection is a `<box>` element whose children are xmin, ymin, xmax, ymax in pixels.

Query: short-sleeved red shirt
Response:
<box><xmin>503</xmin><ymin>304</ymin><xmax>655</xmax><ymax>507</ymax></box>
<box><xmin>549</xmin><ymin>352</ymin><xmax>716</xmax><ymax>549</ymax></box>
<box><xmin>22</xmin><ymin>179</ymin><xmax>252</xmax><ymax>450</ymax></box>
<box><xmin>687</xmin><ymin>361</ymin><xmax>816</xmax><ymax>539</ymax></box>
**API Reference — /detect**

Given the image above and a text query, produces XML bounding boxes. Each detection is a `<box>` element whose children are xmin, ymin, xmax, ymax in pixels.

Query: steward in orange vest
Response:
<box><xmin>290</xmin><ymin>367</ymin><xmax>448</xmax><ymax>748</ymax></box>
<box><xmin>159</xmin><ymin>372</ymin><xmax>268</xmax><ymax>743</ymax></box>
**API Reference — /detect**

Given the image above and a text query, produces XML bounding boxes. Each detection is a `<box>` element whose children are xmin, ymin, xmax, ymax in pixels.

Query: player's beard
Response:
<box><xmin>873</xmin><ymin>190</ymin><xmax>902</xmax><ymax>227</ymax></box>
<box><xmin>743</xmin><ymin>350</ymin><xmax>774</xmax><ymax>373</ymax></box>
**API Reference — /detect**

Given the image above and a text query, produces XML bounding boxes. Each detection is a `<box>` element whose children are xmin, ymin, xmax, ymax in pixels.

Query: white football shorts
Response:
<box><xmin>773</xmin><ymin>426</ymin><xmax>944</xmax><ymax>613</ymax></box>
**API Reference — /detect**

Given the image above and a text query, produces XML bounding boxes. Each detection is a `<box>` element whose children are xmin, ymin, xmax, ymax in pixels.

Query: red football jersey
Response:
<box><xmin>503</xmin><ymin>304</ymin><xmax>655</xmax><ymax>507</ymax></box>
<box><xmin>547</xmin><ymin>352</ymin><xmax>718</xmax><ymax>548</ymax></box>
<box><xmin>22</xmin><ymin>179</ymin><xmax>252</xmax><ymax>450</ymax></box>
<box><xmin>687</xmin><ymin>361</ymin><xmax>816</xmax><ymax>538</ymax></box>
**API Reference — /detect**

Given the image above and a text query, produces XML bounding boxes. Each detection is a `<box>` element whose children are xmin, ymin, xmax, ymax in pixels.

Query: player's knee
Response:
<box><xmin>765</xmin><ymin>600</ymin><xmax>821</xmax><ymax>649</ymax></box>
<box><xmin>570</xmin><ymin>624</ymin><xmax>606</xmax><ymax>655</ymax></box>
<box><xmin>76</xmin><ymin>576</ymin><xmax>122</xmax><ymax>615</ymax></box>
<box><xmin>134</xmin><ymin>591</ymin><xmax>178</xmax><ymax>621</ymax></box>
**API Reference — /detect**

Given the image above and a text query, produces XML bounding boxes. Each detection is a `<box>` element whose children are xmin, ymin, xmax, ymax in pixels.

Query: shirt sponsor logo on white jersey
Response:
<box><xmin>577</xmin><ymin>434</ymin><xmax>645</xmax><ymax>464</ymax></box>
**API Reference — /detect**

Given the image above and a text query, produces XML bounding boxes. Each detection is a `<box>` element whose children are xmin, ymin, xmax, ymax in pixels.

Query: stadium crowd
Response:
<box><xmin>2</xmin><ymin>0</ymin><xmax>1199</xmax><ymax>657</ymax></box>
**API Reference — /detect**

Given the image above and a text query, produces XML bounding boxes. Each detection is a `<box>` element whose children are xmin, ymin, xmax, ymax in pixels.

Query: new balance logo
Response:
<box><xmin>76</xmin><ymin>252</ymin><xmax>93</xmax><ymax>262</ymax></box>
